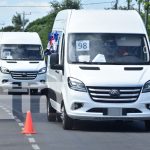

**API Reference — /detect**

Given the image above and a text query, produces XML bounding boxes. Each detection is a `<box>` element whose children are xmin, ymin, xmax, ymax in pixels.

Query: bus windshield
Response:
<box><xmin>0</xmin><ymin>44</ymin><xmax>44</xmax><ymax>60</ymax></box>
<box><xmin>68</xmin><ymin>33</ymin><xmax>150</xmax><ymax>65</ymax></box>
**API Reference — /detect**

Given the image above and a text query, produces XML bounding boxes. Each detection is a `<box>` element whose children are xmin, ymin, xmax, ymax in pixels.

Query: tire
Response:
<box><xmin>46</xmin><ymin>93</ymin><xmax>56</xmax><ymax>122</ymax></box>
<box><xmin>61</xmin><ymin>105</ymin><xmax>73</xmax><ymax>130</ymax></box>
<box><xmin>145</xmin><ymin>120</ymin><xmax>150</xmax><ymax>131</ymax></box>
<box><xmin>56</xmin><ymin>113</ymin><xmax>62</xmax><ymax>122</ymax></box>
<box><xmin>30</xmin><ymin>89</ymin><xmax>38</xmax><ymax>95</ymax></box>
<box><xmin>41</xmin><ymin>89</ymin><xmax>47</xmax><ymax>95</ymax></box>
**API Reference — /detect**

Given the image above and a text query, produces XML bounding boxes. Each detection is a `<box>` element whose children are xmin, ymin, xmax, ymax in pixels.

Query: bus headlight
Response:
<box><xmin>68</xmin><ymin>77</ymin><xmax>87</xmax><ymax>92</ymax></box>
<box><xmin>0</xmin><ymin>67</ymin><xmax>10</xmax><ymax>74</ymax></box>
<box><xmin>38</xmin><ymin>67</ymin><xmax>47</xmax><ymax>74</ymax></box>
<box><xmin>143</xmin><ymin>81</ymin><xmax>150</xmax><ymax>93</ymax></box>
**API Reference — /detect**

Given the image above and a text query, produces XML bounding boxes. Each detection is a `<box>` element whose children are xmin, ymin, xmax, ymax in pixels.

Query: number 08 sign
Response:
<box><xmin>76</xmin><ymin>40</ymin><xmax>90</xmax><ymax>51</ymax></box>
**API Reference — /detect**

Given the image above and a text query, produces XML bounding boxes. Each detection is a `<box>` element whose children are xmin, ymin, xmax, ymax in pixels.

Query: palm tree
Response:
<box><xmin>12</xmin><ymin>14</ymin><xmax>29</xmax><ymax>31</ymax></box>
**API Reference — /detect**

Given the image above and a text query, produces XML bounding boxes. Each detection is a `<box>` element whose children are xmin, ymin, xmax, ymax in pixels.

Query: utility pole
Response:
<box><xmin>0</xmin><ymin>23</ymin><xmax>5</xmax><ymax>31</ymax></box>
<box><xmin>127</xmin><ymin>0</ymin><xmax>131</xmax><ymax>10</ymax></box>
<box><xmin>145</xmin><ymin>0</ymin><xmax>150</xmax><ymax>30</ymax></box>
<box><xmin>115</xmin><ymin>0</ymin><xmax>118</xmax><ymax>9</ymax></box>
<box><xmin>23</xmin><ymin>11</ymin><xmax>31</xmax><ymax>31</ymax></box>
<box><xmin>137</xmin><ymin>0</ymin><xmax>141</xmax><ymax>14</ymax></box>
<box><xmin>16</xmin><ymin>11</ymin><xmax>31</xmax><ymax>31</ymax></box>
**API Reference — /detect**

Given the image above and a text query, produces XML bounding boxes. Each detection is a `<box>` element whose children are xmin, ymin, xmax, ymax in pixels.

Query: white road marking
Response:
<box><xmin>32</xmin><ymin>144</ymin><xmax>40</xmax><ymax>150</ymax></box>
<box><xmin>28</xmin><ymin>138</ymin><xmax>36</xmax><ymax>143</ymax></box>
<box><xmin>16</xmin><ymin>118</ymin><xmax>21</xmax><ymax>123</ymax></box>
<box><xmin>5</xmin><ymin>109</ymin><xmax>10</xmax><ymax>113</ymax></box>
<box><xmin>8</xmin><ymin>112</ymin><xmax>13</xmax><ymax>115</ymax></box>
<box><xmin>13</xmin><ymin>116</ymin><xmax>17</xmax><ymax>119</ymax></box>
<box><xmin>11</xmin><ymin>116</ymin><xmax>15</xmax><ymax>119</ymax></box>
<box><xmin>0</xmin><ymin>104</ymin><xmax>41</xmax><ymax>150</ymax></box>
<box><xmin>2</xmin><ymin>107</ymin><xmax>7</xmax><ymax>110</ymax></box>
<box><xmin>18</xmin><ymin>122</ymin><xmax>24</xmax><ymax>127</ymax></box>
<box><xmin>26</xmin><ymin>134</ymin><xmax>32</xmax><ymax>137</ymax></box>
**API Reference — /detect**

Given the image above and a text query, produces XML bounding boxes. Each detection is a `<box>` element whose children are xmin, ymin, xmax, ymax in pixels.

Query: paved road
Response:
<box><xmin>0</xmin><ymin>94</ymin><xmax>150</xmax><ymax>150</ymax></box>
<box><xmin>0</xmin><ymin>119</ymin><xmax>33</xmax><ymax>150</ymax></box>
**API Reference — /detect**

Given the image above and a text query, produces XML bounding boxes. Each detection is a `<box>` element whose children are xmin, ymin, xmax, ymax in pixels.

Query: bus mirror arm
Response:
<box><xmin>50</xmin><ymin>64</ymin><xmax>63</xmax><ymax>70</ymax></box>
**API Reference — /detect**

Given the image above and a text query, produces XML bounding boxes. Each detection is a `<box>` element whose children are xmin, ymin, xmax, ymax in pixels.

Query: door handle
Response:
<box><xmin>55</xmin><ymin>70</ymin><xmax>59</xmax><ymax>73</ymax></box>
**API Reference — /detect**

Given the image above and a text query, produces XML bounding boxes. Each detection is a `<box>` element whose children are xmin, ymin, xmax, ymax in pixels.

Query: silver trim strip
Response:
<box><xmin>93</xmin><ymin>97</ymin><xmax>136</xmax><ymax>101</ymax></box>
<box><xmin>90</xmin><ymin>93</ymin><xmax>139</xmax><ymax>97</ymax></box>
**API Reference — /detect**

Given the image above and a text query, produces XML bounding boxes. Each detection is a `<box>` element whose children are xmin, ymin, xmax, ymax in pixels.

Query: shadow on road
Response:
<box><xmin>31</xmin><ymin>113</ymin><xmax>148</xmax><ymax>133</ymax></box>
<box><xmin>73</xmin><ymin>120</ymin><xmax>147</xmax><ymax>133</ymax></box>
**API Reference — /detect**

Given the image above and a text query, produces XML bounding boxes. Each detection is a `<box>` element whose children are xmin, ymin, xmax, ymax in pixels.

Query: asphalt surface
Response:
<box><xmin>0</xmin><ymin>94</ymin><xmax>150</xmax><ymax>150</ymax></box>
<box><xmin>0</xmin><ymin>119</ymin><xmax>32</xmax><ymax>150</ymax></box>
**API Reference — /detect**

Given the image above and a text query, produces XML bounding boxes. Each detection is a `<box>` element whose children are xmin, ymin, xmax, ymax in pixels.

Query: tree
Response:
<box><xmin>50</xmin><ymin>0</ymin><xmax>81</xmax><ymax>14</ymax></box>
<box><xmin>144</xmin><ymin>0</ymin><xmax>150</xmax><ymax>30</ymax></box>
<box><xmin>12</xmin><ymin>14</ymin><xmax>29</xmax><ymax>31</ymax></box>
<box><xmin>12</xmin><ymin>14</ymin><xmax>22</xmax><ymax>31</ymax></box>
<box><xmin>1</xmin><ymin>26</ymin><xmax>14</xmax><ymax>32</ymax></box>
<box><xmin>62</xmin><ymin>0</ymin><xmax>81</xmax><ymax>9</ymax></box>
<box><xmin>50</xmin><ymin>0</ymin><xmax>62</xmax><ymax>13</ymax></box>
<box><xmin>136</xmin><ymin>0</ymin><xmax>143</xmax><ymax>13</ymax></box>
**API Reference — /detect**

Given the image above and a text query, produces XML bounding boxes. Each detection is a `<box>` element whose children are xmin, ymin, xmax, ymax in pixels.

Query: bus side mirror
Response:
<box><xmin>44</xmin><ymin>49</ymin><xmax>51</xmax><ymax>56</ymax></box>
<box><xmin>50</xmin><ymin>53</ymin><xmax>63</xmax><ymax>70</ymax></box>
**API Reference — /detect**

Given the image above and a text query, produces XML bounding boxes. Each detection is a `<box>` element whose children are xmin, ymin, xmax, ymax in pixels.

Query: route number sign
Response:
<box><xmin>76</xmin><ymin>40</ymin><xmax>89</xmax><ymax>51</ymax></box>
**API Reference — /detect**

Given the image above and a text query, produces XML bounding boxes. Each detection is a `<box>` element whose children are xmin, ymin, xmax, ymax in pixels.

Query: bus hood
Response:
<box><xmin>1</xmin><ymin>60</ymin><xmax>46</xmax><ymax>72</ymax></box>
<box><xmin>68</xmin><ymin>65</ymin><xmax>150</xmax><ymax>87</ymax></box>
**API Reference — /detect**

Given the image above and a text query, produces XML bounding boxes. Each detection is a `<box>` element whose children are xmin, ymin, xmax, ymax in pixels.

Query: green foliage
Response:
<box><xmin>50</xmin><ymin>0</ymin><xmax>81</xmax><ymax>13</ymax></box>
<box><xmin>25</xmin><ymin>13</ymin><xmax>56</xmax><ymax>49</ymax></box>
<box><xmin>62</xmin><ymin>0</ymin><xmax>81</xmax><ymax>9</ymax></box>
<box><xmin>50</xmin><ymin>0</ymin><xmax>62</xmax><ymax>13</ymax></box>
<box><xmin>12</xmin><ymin>14</ymin><xmax>22</xmax><ymax>31</ymax></box>
<box><xmin>1</xmin><ymin>26</ymin><xmax>14</xmax><ymax>31</ymax></box>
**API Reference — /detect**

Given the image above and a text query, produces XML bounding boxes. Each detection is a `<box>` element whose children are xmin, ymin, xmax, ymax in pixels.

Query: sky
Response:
<box><xmin>0</xmin><ymin>0</ymin><xmax>137</xmax><ymax>28</ymax></box>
